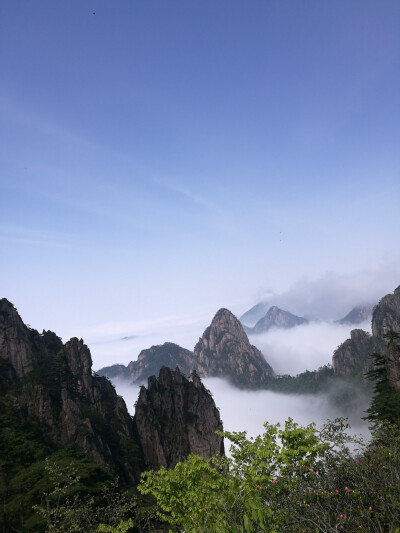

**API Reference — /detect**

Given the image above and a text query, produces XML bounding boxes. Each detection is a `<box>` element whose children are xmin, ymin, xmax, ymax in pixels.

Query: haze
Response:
<box><xmin>1</xmin><ymin>2</ymin><xmax>399</xmax><ymax>413</ymax></box>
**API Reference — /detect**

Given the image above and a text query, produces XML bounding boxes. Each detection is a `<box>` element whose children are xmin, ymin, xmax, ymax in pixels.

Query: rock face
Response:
<box><xmin>0</xmin><ymin>298</ymin><xmax>142</xmax><ymax>483</ymax></box>
<box><xmin>385</xmin><ymin>338</ymin><xmax>400</xmax><ymax>393</ymax></box>
<box><xmin>332</xmin><ymin>329</ymin><xmax>385</xmax><ymax>379</ymax></box>
<box><xmin>0</xmin><ymin>298</ymin><xmax>35</xmax><ymax>378</ymax></box>
<box><xmin>372</xmin><ymin>286</ymin><xmax>400</xmax><ymax>337</ymax></box>
<box><xmin>98</xmin><ymin>310</ymin><xmax>275</xmax><ymax>388</ymax></box>
<box><xmin>335</xmin><ymin>304</ymin><xmax>374</xmax><ymax>326</ymax></box>
<box><xmin>99</xmin><ymin>343</ymin><xmax>194</xmax><ymax>383</ymax></box>
<box><xmin>129</xmin><ymin>343</ymin><xmax>193</xmax><ymax>383</ymax></box>
<box><xmin>333</xmin><ymin>287</ymin><xmax>400</xmax><ymax>381</ymax></box>
<box><xmin>193</xmin><ymin>308</ymin><xmax>274</xmax><ymax>388</ymax></box>
<box><xmin>0</xmin><ymin>298</ymin><xmax>228</xmax><ymax>482</ymax></box>
<box><xmin>245</xmin><ymin>306</ymin><xmax>308</xmax><ymax>335</ymax></box>
<box><xmin>134</xmin><ymin>366</ymin><xmax>224</xmax><ymax>469</ymax></box>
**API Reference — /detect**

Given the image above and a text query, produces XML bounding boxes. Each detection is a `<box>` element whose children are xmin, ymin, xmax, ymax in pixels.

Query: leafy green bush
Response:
<box><xmin>139</xmin><ymin>418</ymin><xmax>400</xmax><ymax>532</ymax></box>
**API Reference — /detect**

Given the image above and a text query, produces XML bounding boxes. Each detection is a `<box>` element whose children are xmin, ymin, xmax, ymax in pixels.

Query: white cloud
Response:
<box><xmin>249</xmin><ymin>320</ymin><xmax>371</xmax><ymax>376</ymax></box>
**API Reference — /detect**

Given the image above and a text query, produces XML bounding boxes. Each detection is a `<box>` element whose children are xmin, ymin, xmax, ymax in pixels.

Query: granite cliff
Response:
<box><xmin>0</xmin><ymin>298</ymin><xmax>223</xmax><ymax>484</ymax></box>
<box><xmin>99</xmin><ymin>308</ymin><xmax>275</xmax><ymax>388</ymax></box>
<box><xmin>332</xmin><ymin>329</ymin><xmax>385</xmax><ymax>379</ymax></box>
<box><xmin>134</xmin><ymin>366</ymin><xmax>224</xmax><ymax>469</ymax></box>
<box><xmin>333</xmin><ymin>287</ymin><xmax>400</xmax><ymax>381</ymax></box>
<box><xmin>0</xmin><ymin>298</ymin><xmax>142</xmax><ymax>483</ymax></box>
<box><xmin>101</xmin><ymin>342</ymin><xmax>194</xmax><ymax>384</ymax></box>
<box><xmin>193</xmin><ymin>308</ymin><xmax>274</xmax><ymax>387</ymax></box>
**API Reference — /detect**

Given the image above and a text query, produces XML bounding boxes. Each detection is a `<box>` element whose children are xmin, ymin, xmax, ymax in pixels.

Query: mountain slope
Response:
<box><xmin>245</xmin><ymin>306</ymin><xmax>308</xmax><ymax>335</ymax></box>
<box><xmin>193</xmin><ymin>308</ymin><xmax>274</xmax><ymax>387</ymax></box>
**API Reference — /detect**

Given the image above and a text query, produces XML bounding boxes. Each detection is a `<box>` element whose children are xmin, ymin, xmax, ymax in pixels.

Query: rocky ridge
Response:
<box><xmin>193</xmin><ymin>308</ymin><xmax>274</xmax><ymax>387</ymax></box>
<box><xmin>244</xmin><ymin>306</ymin><xmax>308</xmax><ymax>335</ymax></box>
<box><xmin>335</xmin><ymin>304</ymin><xmax>375</xmax><ymax>326</ymax></box>
<box><xmin>101</xmin><ymin>342</ymin><xmax>194</xmax><ymax>384</ymax></box>
<box><xmin>134</xmin><ymin>366</ymin><xmax>224</xmax><ymax>469</ymax></box>
<box><xmin>0</xmin><ymin>298</ymin><xmax>223</xmax><ymax>482</ymax></box>
<box><xmin>99</xmin><ymin>309</ymin><xmax>275</xmax><ymax>388</ymax></box>
<box><xmin>333</xmin><ymin>287</ymin><xmax>400</xmax><ymax>380</ymax></box>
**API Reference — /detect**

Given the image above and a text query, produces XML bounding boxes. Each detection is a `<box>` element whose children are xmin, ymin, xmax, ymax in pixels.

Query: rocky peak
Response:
<box><xmin>64</xmin><ymin>337</ymin><xmax>92</xmax><ymax>376</ymax></box>
<box><xmin>372</xmin><ymin>286</ymin><xmax>400</xmax><ymax>337</ymax></box>
<box><xmin>332</xmin><ymin>287</ymin><xmax>400</xmax><ymax>382</ymax></box>
<box><xmin>129</xmin><ymin>342</ymin><xmax>194</xmax><ymax>383</ymax></box>
<box><xmin>335</xmin><ymin>304</ymin><xmax>374</xmax><ymax>326</ymax></box>
<box><xmin>134</xmin><ymin>366</ymin><xmax>224</xmax><ymax>469</ymax></box>
<box><xmin>0</xmin><ymin>300</ymin><xmax>142</xmax><ymax>483</ymax></box>
<box><xmin>248</xmin><ymin>306</ymin><xmax>308</xmax><ymax>334</ymax></box>
<box><xmin>193</xmin><ymin>308</ymin><xmax>274</xmax><ymax>388</ymax></box>
<box><xmin>332</xmin><ymin>329</ymin><xmax>385</xmax><ymax>379</ymax></box>
<box><xmin>0</xmin><ymin>298</ymin><xmax>35</xmax><ymax>378</ymax></box>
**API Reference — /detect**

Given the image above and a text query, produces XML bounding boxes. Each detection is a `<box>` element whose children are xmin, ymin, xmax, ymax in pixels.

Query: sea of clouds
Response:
<box><xmin>86</xmin><ymin>269</ymin><xmax>391</xmax><ymax>442</ymax></box>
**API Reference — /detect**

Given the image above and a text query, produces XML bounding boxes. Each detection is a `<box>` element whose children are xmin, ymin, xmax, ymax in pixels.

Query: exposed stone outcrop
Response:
<box><xmin>385</xmin><ymin>338</ymin><xmax>400</xmax><ymax>393</ymax></box>
<box><xmin>332</xmin><ymin>329</ymin><xmax>385</xmax><ymax>379</ymax></box>
<box><xmin>128</xmin><ymin>343</ymin><xmax>194</xmax><ymax>383</ymax></box>
<box><xmin>1</xmin><ymin>298</ymin><xmax>229</xmax><ymax>483</ymax></box>
<box><xmin>0</xmin><ymin>298</ymin><xmax>35</xmax><ymax>378</ymax></box>
<box><xmin>99</xmin><ymin>343</ymin><xmax>194</xmax><ymax>383</ymax></box>
<box><xmin>332</xmin><ymin>287</ymin><xmax>400</xmax><ymax>383</ymax></box>
<box><xmin>372</xmin><ymin>286</ymin><xmax>400</xmax><ymax>337</ymax></box>
<box><xmin>98</xmin><ymin>310</ymin><xmax>275</xmax><ymax>388</ymax></box>
<box><xmin>193</xmin><ymin>308</ymin><xmax>274</xmax><ymax>388</ymax></box>
<box><xmin>0</xmin><ymin>299</ymin><xmax>142</xmax><ymax>483</ymax></box>
<box><xmin>134</xmin><ymin>366</ymin><xmax>224</xmax><ymax>469</ymax></box>
<box><xmin>245</xmin><ymin>306</ymin><xmax>308</xmax><ymax>335</ymax></box>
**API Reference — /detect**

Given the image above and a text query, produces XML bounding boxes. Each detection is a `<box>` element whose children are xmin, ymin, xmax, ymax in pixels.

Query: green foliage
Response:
<box><xmin>139</xmin><ymin>418</ymin><xmax>400</xmax><ymax>532</ymax></box>
<box><xmin>270</xmin><ymin>365</ymin><xmax>334</xmax><ymax>394</ymax></box>
<box><xmin>365</xmin><ymin>331</ymin><xmax>400</xmax><ymax>428</ymax></box>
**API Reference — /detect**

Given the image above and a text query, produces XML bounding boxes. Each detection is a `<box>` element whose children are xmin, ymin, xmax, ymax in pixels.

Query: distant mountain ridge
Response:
<box><xmin>335</xmin><ymin>304</ymin><xmax>375</xmax><ymax>326</ymax></box>
<box><xmin>243</xmin><ymin>306</ymin><xmax>309</xmax><ymax>335</ymax></box>
<box><xmin>240</xmin><ymin>301</ymin><xmax>270</xmax><ymax>326</ymax></box>
<box><xmin>99</xmin><ymin>309</ymin><xmax>274</xmax><ymax>388</ymax></box>
<box><xmin>98</xmin><ymin>286</ymin><xmax>400</xmax><ymax>400</ymax></box>
<box><xmin>0</xmin><ymin>298</ymin><xmax>223</xmax><ymax>480</ymax></box>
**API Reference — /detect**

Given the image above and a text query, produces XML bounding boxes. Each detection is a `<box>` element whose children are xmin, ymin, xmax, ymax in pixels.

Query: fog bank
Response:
<box><xmin>250</xmin><ymin>320</ymin><xmax>371</xmax><ymax>376</ymax></box>
<box><xmin>112</xmin><ymin>376</ymin><xmax>370</xmax><ymax>447</ymax></box>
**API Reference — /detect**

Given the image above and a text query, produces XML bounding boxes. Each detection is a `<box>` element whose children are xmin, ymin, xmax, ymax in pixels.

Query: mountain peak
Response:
<box><xmin>248</xmin><ymin>306</ymin><xmax>308</xmax><ymax>335</ymax></box>
<box><xmin>194</xmin><ymin>308</ymin><xmax>274</xmax><ymax>387</ymax></box>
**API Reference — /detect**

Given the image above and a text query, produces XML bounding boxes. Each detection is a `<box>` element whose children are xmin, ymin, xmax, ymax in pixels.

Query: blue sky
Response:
<box><xmin>1</xmin><ymin>1</ymin><xmax>400</xmax><ymax>355</ymax></box>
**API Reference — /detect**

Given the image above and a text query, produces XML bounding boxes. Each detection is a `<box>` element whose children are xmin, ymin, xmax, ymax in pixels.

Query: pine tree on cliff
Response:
<box><xmin>365</xmin><ymin>331</ymin><xmax>400</xmax><ymax>427</ymax></box>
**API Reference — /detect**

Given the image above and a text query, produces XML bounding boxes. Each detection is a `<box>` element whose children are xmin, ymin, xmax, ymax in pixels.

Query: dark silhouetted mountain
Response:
<box><xmin>244</xmin><ymin>306</ymin><xmax>308</xmax><ymax>335</ymax></box>
<box><xmin>100</xmin><ymin>342</ymin><xmax>194</xmax><ymax>383</ymax></box>
<box><xmin>335</xmin><ymin>304</ymin><xmax>374</xmax><ymax>326</ymax></box>
<box><xmin>134</xmin><ymin>366</ymin><xmax>224</xmax><ymax>469</ymax></box>
<box><xmin>0</xmin><ymin>298</ymin><xmax>142</xmax><ymax>484</ymax></box>
<box><xmin>128</xmin><ymin>342</ymin><xmax>194</xmax><ymax>383</ymax></box>
<box><xmin>0</xmin><ymin>298</ymin><xmax>223</xmax><ymax>485</ymax></box>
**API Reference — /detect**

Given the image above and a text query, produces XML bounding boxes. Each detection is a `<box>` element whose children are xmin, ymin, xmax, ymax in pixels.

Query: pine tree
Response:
<box><xmin>365</xmin><ymin>331</ymin><xmax>400</xmax><ymax>427</ymax></box>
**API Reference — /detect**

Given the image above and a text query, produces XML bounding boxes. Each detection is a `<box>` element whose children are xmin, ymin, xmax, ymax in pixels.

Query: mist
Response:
<box><xmin>249</xmin><ymin>320</ymin><xmax>371</xmax><ymax>376</ymax></box>
<box><xmin>112</xmin><ymin>376</ymin><xmax>370</xmax><ymax>448</ymax></box>
<box><xmin>251</xmin><ymin>266</ymin><xmax>400</xmax><ymax>321</ymax></box>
